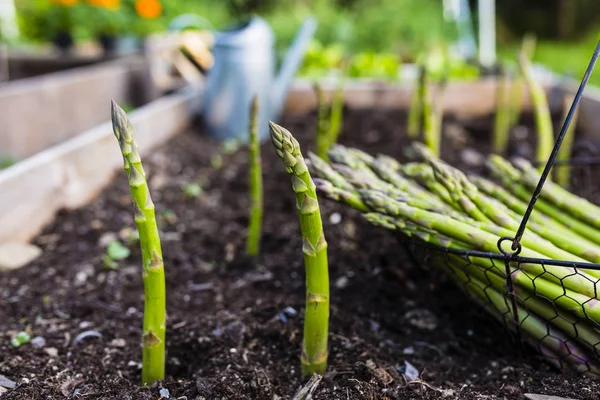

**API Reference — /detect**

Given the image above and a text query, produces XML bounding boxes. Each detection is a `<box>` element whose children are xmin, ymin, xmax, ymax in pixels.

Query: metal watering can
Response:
<box><xmin>202</xmin><ymin>16</ymin><xmax>317</xmax><ymax>142</ymax></box>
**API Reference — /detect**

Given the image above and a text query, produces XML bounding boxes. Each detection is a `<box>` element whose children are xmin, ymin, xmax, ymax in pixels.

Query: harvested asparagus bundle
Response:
<box><xmin>305</xmin><ymin>140</ymin><xmax>600</xmax><ymax>376</ymax></box>
<box><xmin>111</xmin><ymin>102</ymin><xmax>166</xmax><ymax>385</ymax></box>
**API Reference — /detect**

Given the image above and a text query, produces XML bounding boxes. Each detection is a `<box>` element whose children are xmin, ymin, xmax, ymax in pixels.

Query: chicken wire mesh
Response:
<box><xmin>399</xmin><ymin>234</ymin><xmax>600</xmax><ymax>377</ymax></box>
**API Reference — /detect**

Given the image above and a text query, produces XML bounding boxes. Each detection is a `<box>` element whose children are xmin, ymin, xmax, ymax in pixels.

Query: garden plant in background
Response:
<box><xmin>314</xmin><ymin>83</ymin><xmax>330</xmax><ymax>160</ymax></box>
<box><xmin>555</xmin><ymin>93</ymin><xmax>579</xmax><ymax>188</ymax></box>
<box><xmin>246</xmin><ymin>95</ymin><xmax>263</xmax><ymax>256</ymax></box>
<box><xmin>111</xmin><ymin>101</ymin><xmax>166</xmax><ymax>385</ymax></box>
<box><xmin>407</xmin><ymin>64</ymin><xmax>425</xmax><ymax>139</ymax></box>
<box><xmin>269</xmin><ymin>122</ymin><xmax>330</xmax><ymax>375</ymax></box>
<box><xmin>493</xmin><ymin>64</ymin><xmax>512</xmax><ymax>154</ymax></box>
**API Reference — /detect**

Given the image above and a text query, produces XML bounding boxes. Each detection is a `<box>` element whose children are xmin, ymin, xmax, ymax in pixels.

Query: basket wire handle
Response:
<box><xmin>508</xmin><ymin>40</ymin><xmax>600</xmax><ymax>252</ymax></box>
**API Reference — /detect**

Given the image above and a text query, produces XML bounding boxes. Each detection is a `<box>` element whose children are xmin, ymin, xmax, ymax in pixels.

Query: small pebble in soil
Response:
<box><xmin>283</xmin><ymin>306</ymin><xmax>297</xmax><ymax>316</ymax></box>
<box><xmin>72</xmin><ymin>330</ymin><xmax>102</xmax><ymax>345</ymax></box>
<box><xmin>0</xmin><ymin>375</ymin><xmax>16</xmax><ymax>389</ymax></box>
<box><xmin>159</xmin><ymin>388</ymin><xmax>170</xmax><ymax>398</ymax></box>
<box><xmin>335</xmin><ymin>276</ymin><xmax>349</xmax><ymax>289</ymax></box>
<box><xmin>402</xmin><ymin>346</ymin><xmax>415</xmax><ymax>355</ymax></box>
<box><xmin>110</xmin><ymin>338</ymin><xmax>126</xmax><ymax>348</ymax></box>
<box><xmin>398</xmin><ymin>360</ymin><xmax>419</xmax><ymax>381</ymax></box>
<box><xmin>30</xmin><ymin>336</ymin><xmax>46</xmax><ymax>348</ymax></box>
<box><xmin>44</xmin><ymin>347</ymin><xmax>58</xmax><ymax>357</ymax></box>
<box><xmin>329</xmin><ymin>212</ymin><xmax>342</xmax><ymax>225</ymax></box>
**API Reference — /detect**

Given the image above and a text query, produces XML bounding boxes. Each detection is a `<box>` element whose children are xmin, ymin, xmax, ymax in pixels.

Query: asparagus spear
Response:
<box><xmin>422</xmin><ymin>70</ymin><xmax>441</xmax><ymax>156</ymax></box>
<box><xmin>487</xmin><ymin>156</ymin><xmax>600</xmax><ymax>244</ymax></box>
<box><xmin>246</xmin><ymin>95</ymin><xmax>263</xmax><ymax>256</ymax></box>
<box><xmin>426</xmin><ymin>159</ymin><xmax>600</xmax><ymax>264</ymax></box>
<box><xmin>493</xmin><ymin>65</ymin><xmax>512</xmax><ymax>154</ymax></box>
<box><xmin>359</xmin><ymin>189</ymin><xmax>597</xmax><ymax>297</ymax></box>
<box><xmin>269</xmin><ymin>122</ymin><xmax>329</xmax><ymax>375</ymax></box>
<box><xmin>314</xmin><ymin>83</ymin><xmax>330</xmax><ymax>160</ymax></box>
<box><xmin>519</xmin><ymin>53</ymin><xmax>553</xmax><ymax>170</ymax></box>
<box><xmin>555</xmin><ymin>93</ymin><xmax>579</xmax><ymax>187</ymax></box>
<box><xmin>328</xmin><ymin>77</ymin><xmax>345</xmax><ymax>146</ymax></box>
<box><xmin>313</xmin><ymin>178</ymin><xmax>369</xmax><ymax>212</ymax></box>
<box><xmin>111</xmin><ymin>101</ymin><xmax>165</xmax><ymax>386</ymax></box>
<box><xmin>407</xmin><ymin>65</ymin><xmax>425</xmax><ymax>139</ymax></box>
<box><xmin>514</xmin><ymin>158</ymin><xmax>600</xmax><ymax>229</ymax></box>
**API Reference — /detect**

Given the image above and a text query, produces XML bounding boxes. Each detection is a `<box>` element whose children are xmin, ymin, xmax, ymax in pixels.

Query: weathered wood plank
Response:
<box><xmin>0</xmin><ymin>87</ymin><xmax>202</xmax><ymax>244</ymax></box>
<box><xmin>284</xmin><ymin>78</ymin><xmax>537</xmax><ymax>119</ymax></box>
<box><xmin>0</xmin><ymin>57</ymin><xmax>145</xmax><ymax>160</ymax></box>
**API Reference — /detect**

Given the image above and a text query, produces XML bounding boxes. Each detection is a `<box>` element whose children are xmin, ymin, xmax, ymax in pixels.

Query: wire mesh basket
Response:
<box><xmin>395</xmin><ymin>42</ymin><xmax>600</xmax><ymax>377</ymax></box>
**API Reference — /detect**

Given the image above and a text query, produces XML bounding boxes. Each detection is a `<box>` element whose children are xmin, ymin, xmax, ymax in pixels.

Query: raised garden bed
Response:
<box><xmin>3</xmin><ymin>78</ymin><xmax>600</xmax><ymax>398</ymax></box>
<box><xmin>0</xmin><ymin>56</ymin><xmax>158</xmax><ymax>163</ymax></box>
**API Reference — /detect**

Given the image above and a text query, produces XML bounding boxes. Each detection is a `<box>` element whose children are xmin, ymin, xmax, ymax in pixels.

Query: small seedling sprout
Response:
<box><xmin>103</xmin><ymin>240</ymin><xmax>131</xmax><ymax>269</ymax></box>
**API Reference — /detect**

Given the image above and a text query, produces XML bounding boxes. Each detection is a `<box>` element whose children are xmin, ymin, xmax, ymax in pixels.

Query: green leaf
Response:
<box><xmin>16</xmin><ymin>331</ymin><xmax>30</xmax><ymax>344</ymax></box>
<box><xmin>10</xmin><ymin>337</ymin><xmax>21</xmax><ymax>348</ymax></box>
<box><xmin>107</xmin><ymin>241</ymin><xmax>130</xmax><ymax>261</ymax></box>
<box><xmin>183</xmin><ymin>183</ymin><xmax>203</xmax><ymax>199</ymax></box>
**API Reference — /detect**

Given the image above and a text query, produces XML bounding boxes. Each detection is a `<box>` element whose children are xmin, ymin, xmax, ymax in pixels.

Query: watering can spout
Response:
<box><xmin>271</xmin><ymin>17</ymin><xmax>317</xmax><ymax>120</ymax></box>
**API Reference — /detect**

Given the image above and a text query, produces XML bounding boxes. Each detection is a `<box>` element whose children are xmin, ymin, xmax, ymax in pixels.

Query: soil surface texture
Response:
<box><xmin>2</xmin><ymin>108</ymin><xmax>600</xmax><ymax>399</ymax></box>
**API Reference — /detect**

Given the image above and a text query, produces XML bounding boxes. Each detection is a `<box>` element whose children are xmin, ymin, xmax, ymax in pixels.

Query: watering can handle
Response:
<box><xmin>272</xmin><ymin>17</ymin><xmax>318</xmax><ymax>121</ymax></box>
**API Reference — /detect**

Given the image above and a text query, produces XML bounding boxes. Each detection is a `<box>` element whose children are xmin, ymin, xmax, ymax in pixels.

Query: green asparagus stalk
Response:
<box><xmin>407</xmin><ymin>65</ymin><xmax>425</xmax><ymax>139</ymax></box>
<box><xmin>422</xmin><ymin>70</ymin><xmax>441</xmax><ymax>157</ymax></box>
<box><xmin>493</xmin><ymin>65</ymin><xmax>512</xmax><ymax>154</ymax></box>
<box><xmin>111</xmin><ymin>101</ymin><xmax>165</xmax><ymax>386</ymax></box>
<box><xmin>519</xmin><ymin>53</ymin><xmax>553</xmax><ymax>171</ymax></box>
<box><xmin>470</xmin><ymin>176</ymin><xmax>592</xmax><ymax>243</ymax></box>
<box><xmin>359</xmin><ymin>189</ymin><xmax>597</xmax><ymax>297</ymax></box>
<box><xmin>426</xmin><ymin>158</ymin><xmax>600</xmax><ymax>264</ymax></box>
<box><xmin>269</xmin><ymin>122</ymin><xmax>329</xmax><ymax>375</ymax></box>
<box><xmin>328</xmin><ymin>78</ymin><xmax>344</xmax><ymax>146</ymax></box>
<box><xmin>246</xmin><ymin>95</ymin><xmax>263</xmax><ymax>256</ymax></box>
<box><xmin>315</xmin><ymin>83</ymin><xmax>330</xmax><ymax>160</ymax></box>
<box><xmin>313</xmin><ymin>178</ymin><xmax>369</xmax><ymax>212</ymax></box>
<box><xmin>487</xmin><ymin>155</ymin><xmax>600</xmax><ymax>244</ymax></box>
<box><xmin>515</xmin><ymin>158</ymin><xmax>600</xmax><ymax>229</ymax></box>
<box><xmin>555</xmin><ymin>93</ymin><xmax>579</xmax><ymax>187</ymax></box>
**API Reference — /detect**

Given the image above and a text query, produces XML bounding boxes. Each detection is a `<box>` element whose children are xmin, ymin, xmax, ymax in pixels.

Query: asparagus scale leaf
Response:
<box><xmin>269</xmin><ymin>122</ymin><xmax>330</xmax><ymax>375</ymax></box>
<box><xmin>111</xmin><ymin>101</ymin><xmax>166</xmax><ymax>386</ymax></box>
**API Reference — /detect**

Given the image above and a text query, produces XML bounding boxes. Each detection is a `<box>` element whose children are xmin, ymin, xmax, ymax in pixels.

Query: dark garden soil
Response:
<box><xmin>2</xmin><ymin>108</ymin><xmax>600</xmax><ymax>400</ymax></box>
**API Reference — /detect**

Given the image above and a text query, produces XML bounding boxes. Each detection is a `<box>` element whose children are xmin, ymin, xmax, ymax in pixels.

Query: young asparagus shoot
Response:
<box><xmin>407</xmin><ymin>64</ymin><xmax>425</xmax><ymax>139</ymax></box>
<box><xmin>246</xmin><ymin>95</ymin><xmax>263</xmax><ymax>256</ymax></box>
<box><xmin>328</xmin><ymin>77</ymin><xmax>345</xmax><ymax>147</ymax></box>
<box><xmin>269</xmin><ymin>122</ymin><xmax>329</xmax><ymax>375</ymax></box>
<box><xmin>519</xmin><ymin>50</ymin><xmax>553</xmax><ymax>171</ymax></box>
<box><xmin>314</xmin><ymin>83</ymin><xmax>331</xmax><ymax>160</ymax></box>
<box><xmin>555</xmin><ymin>92</ymin><xmax>579</xmax><ymax>187</ymax></box>
<box><xmin>422</xmin><ymin>69</ymin><xmax>441</xmax><ymax>157</ymax></box>
<box><xmin>508</xmin><ymin>35</ymin><xmax>535</xmax><ymax>128</ymax></box>
<box><xmin>493</xmin><ymin>65</ymin><xmax>512</xmax><ymax>154</ymax></box>
<box><xmin>111</xmin><ymin>101</ymin><xmax>166</xmax><ymax>386</ymax></box>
